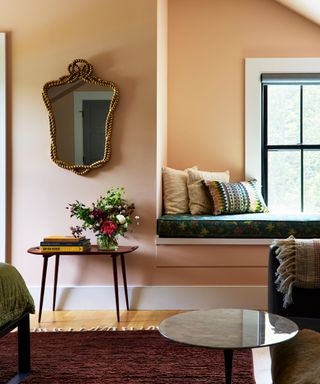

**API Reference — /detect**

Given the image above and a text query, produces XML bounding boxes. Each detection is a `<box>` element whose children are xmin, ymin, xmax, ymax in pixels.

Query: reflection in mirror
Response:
<box><xmin>43</xmin><ymin>59</ymin><xmax>119</xmax><ymax>175</ymax></box>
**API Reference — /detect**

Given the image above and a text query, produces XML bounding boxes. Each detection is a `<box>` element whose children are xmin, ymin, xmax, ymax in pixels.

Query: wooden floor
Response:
<box><xmin>29</xmin><ymin>310</ymin><xmax>272</xmax><ymax>384</ymax></box>
<box><xmin>30</xmin><ymin>309</ymin><xmax>185</xmax><ymax>330</ymax></box>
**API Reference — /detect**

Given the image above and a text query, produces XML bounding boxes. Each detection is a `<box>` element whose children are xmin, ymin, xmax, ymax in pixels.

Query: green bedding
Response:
<box><xmin>0</xmin><ymin>262</ymin><xmax>35</xmax><ymax>328</ymax></box>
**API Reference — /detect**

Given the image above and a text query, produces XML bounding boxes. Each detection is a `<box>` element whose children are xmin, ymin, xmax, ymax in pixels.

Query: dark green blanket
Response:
<box><xmin>0</xmin><ymin>262</ymin><xmax>35</xmax><ymax>327</ymax></box>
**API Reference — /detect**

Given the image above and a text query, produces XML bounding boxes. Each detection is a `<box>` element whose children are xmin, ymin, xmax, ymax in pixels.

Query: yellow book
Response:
<box><xmin>43</xmin><ymin>235</ymin><xmax>86</xmax><ymax>242</ymax></box>
<box><xmin>40</xmin><ymin>245</ymin><xmax>90</xmax><ymax>252</ymax></box>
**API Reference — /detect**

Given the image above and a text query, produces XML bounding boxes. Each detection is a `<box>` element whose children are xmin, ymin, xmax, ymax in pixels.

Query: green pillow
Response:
<box><xmin>204</xmin><ymin>179</ymin><xmax>268</xmax><ymax>215</ymax></box>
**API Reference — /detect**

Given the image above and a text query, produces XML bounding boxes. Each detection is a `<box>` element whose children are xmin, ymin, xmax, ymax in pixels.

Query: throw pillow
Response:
<box><xmin>162</xmin><ymin>166</ymin><xmax>197</xmax><ymax>214</ymax></box>
<box><xmin>204</xmin><ymin>179</ymin><xmax>268</xmax><ymax>215</ymax></box>
<box><xmin>187</xmin><ymin>168</ymin><xmax>230</xmax><ymax>215</ymax></box>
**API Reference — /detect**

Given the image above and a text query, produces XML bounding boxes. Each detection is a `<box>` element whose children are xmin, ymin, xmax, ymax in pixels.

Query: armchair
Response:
<box><xmin>269</xmin><ymin>244</ymin><xmax>320</xmax><ymax>384</ymax></box>
<box><xmin>268</xmin><ymin>244</ymin><xmax>320</xmax><ymax>331</ymax></box>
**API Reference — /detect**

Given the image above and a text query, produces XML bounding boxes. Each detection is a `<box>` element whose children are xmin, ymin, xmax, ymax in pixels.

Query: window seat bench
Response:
<box><xmin>157</xmin><ymin>213</ymin><xmax>320</xmax><ymax>239</ymax></box>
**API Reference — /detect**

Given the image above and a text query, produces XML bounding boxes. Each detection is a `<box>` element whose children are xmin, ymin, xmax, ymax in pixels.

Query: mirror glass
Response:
<box><xmin>43</xmin><ymin>59</ymin><xmax>119</xmax><ymax>175</ymax></box>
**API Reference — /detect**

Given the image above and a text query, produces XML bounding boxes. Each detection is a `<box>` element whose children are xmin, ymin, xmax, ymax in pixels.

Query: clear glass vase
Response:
<box><xmin>97</xmin><ymin>235</ymin><xmax>118</xmax><ymax>251</ymax></box>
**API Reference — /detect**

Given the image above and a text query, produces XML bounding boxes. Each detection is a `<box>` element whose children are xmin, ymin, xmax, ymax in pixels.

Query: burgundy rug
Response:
<box><xmin>0</xmin><ymin>330</ymin><xmax>255</xmax><ymax>383</ymax></box>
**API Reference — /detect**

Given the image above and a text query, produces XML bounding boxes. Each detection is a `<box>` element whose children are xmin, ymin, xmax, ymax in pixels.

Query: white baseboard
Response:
<box><xmin>28</xmin><ymin>285</ymin><xmax>268</xmax><ymax>311</ymax></box>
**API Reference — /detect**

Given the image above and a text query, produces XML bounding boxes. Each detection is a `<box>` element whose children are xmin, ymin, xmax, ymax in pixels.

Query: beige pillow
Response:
<box><xmin>162</xmin><ymin>166</ymin><xmax>197</xmax><ymax>214</ymax></box>
<box><xmin>187</xmin><ymin>168</ymin><xmax>230</xmax><ymax>215</ymax></box>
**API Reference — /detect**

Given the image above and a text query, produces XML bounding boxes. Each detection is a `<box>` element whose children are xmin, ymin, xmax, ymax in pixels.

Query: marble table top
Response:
<box><xmin>159</xmin><ymin>308</ymin><xmax>299</xmax><ymax>350</ymax></box>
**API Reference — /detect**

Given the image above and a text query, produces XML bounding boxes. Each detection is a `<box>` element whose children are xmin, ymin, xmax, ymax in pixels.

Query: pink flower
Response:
<box><xmin>100</xmin><ymin>220</ymin><xmax>118</xmax><ymax>237</ymax></box>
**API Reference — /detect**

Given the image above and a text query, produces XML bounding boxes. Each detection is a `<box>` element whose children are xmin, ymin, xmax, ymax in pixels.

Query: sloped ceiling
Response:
<box><xmin>275</xmin><ymin>0</ymin><xmax>320</xmax><ymax>26</ymax></box>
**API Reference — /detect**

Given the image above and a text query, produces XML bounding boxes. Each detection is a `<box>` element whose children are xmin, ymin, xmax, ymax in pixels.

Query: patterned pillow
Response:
<box><xmin>204</xmin><ymin>179</ymin><xmax>268</xmax><ymax>215</ymax></box>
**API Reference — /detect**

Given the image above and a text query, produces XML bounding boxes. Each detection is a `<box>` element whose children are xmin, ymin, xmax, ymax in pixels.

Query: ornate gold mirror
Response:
<box><xmin>42</xmin><ymin>59</ymin><xmax>119</xmax><ymax>175</ymax></box>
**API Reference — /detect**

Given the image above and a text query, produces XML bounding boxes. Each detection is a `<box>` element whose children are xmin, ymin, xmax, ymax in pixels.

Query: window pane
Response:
<box><xmin>303</xmin><ymin>85</ymin><xmax>320</xmax><ymax>144</ymax></box>
<box><xmin>268</xmin><ymin>150</ymin><xmax>301</xmax><ymax>212</ymax></box>
<box><xmin>267</xmin><ymin>85</ymin><xmax>300</xmax><ymax>145</ymax></box>
<box><xmin>304</xmin><ymin>151</ymin><xmax>320</xmax><ymax>212</ymax></box>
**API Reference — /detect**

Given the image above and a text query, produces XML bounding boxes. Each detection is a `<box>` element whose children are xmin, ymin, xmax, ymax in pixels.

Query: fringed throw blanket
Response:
<box><xmin>273</xmin><ymin>235</ymin><xmax>320</xmax><ymax>307</ymax></box>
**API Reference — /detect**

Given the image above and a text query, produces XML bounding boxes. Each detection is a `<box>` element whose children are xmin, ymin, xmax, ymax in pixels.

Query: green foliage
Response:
<box><xmin>67</xmin><ymin>187</ymin><xmax>138</xmax><ymax>239</ymax></box>
<box><xmin>97</xmin><ymin>187</ymin><xmax>125</xmax><ymax>211</ymax></box>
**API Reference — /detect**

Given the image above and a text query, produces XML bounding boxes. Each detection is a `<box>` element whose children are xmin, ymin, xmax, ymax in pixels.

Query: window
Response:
<box><xmin>261</xmin><ymin>74</ymin><xmax>320</xmax><ymax>213</ymax></box>
<box><xmin>245</xmin><ymin>58</ymin><xmax>320</xmax><ymax>214</ymax></box>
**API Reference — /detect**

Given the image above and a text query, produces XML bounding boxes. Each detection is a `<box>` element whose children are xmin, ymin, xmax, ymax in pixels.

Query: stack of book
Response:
<box><xmin>40</xmin><ymin>236</ymin><xmax>91</xmax><ymax>252</ymax></box>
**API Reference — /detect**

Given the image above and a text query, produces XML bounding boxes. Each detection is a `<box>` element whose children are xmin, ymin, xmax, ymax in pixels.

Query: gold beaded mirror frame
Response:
<box><xmin>42</xmin><ymin>59</ymin><xmax>120</xmax><ymax>175</ymax></box>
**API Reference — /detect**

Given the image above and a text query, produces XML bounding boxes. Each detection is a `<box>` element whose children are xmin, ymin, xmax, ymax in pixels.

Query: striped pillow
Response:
<box><xmin>204</xmin><ymin>179</ymin><xmax>268</xmax><ymax>215</ymax></box>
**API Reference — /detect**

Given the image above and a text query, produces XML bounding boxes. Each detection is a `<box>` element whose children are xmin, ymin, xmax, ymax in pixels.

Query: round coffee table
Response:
<box><xmin>159</xmin><ymin>308</ymin><xmax>298</xmax><ymax>384</ymax></box>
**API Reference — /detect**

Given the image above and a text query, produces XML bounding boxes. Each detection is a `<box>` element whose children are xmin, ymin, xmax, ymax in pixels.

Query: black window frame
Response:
<box><xmin>261</xmin><ymin>74</ymin><xmax>320</xmax><ymax>212</ymax></box>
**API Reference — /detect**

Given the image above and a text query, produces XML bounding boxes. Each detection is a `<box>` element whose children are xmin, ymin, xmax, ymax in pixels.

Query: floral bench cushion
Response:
<box><xmin>157</xmin><ymin>213</ymin><xmax>320</xmax><ymax>238</ymax></box>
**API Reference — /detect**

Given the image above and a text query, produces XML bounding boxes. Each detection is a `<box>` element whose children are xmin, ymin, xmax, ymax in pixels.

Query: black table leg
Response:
<box><xmin>38</xmin><ymin>256</ymin><xmax>49</xmax><ymax>323</ymax></box>
<box><xmin>224</xmin><ymin>349</ymin><xmax>234</xmax><ymax>384</ymax></box>
<box><xmin>111</xmin><ymin>255</ymin><xmax>120</xmax><ymax>322</ymax></box>
<box><xmin>120</xmin><ymin>253</ymin><xmax>129</xmax><ymax>310</ymax></box>
<box><xmin>52</xmin><ymin>254</ymin><xmax>60</xmax><ymax>311</ymax></box>
<box><xmin>18</xmin><ymin>313</ymin><xmax>31</xmax><ymax>374</ymax></box>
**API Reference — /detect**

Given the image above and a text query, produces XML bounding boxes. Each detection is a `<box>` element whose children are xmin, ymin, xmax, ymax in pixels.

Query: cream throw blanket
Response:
<box><xmin>273</xmin><ymin>235</ymin><xmax>320</xmax><ymax>307</ymax></box>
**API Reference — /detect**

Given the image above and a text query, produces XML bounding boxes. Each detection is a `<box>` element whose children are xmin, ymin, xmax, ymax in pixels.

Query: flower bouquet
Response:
<box><xmin>67</xmin><ymin>187</ymin><xmax>139</xmax><ymax>251</ymax></box>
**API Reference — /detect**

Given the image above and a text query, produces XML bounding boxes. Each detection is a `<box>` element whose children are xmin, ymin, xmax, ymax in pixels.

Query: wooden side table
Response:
<box><xmin>28</xmin><ymin>245</ymin><xmax>138</xmax><ymax>323</ymax></box>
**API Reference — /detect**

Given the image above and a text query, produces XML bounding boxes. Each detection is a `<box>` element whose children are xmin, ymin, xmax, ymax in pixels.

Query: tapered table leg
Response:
<box><xmin>120</xmin><ymin>253</ymin><xmax>129</xmax><ymax>310</ymax></box>
<box><xmin>52</xmin><ymin>254</ymin><xmax>60</xmax><ymax>311</ymax></box>
<box><xmin>111</xmin><ymin>255</ymin><xmax>120</xmax><ymax>322</ymax></box>
<box><xmin>38</xmin><ymin>256</ymin><xmax>49</xmax><ymax>323</ymax></box>
<box><xmin>224</xmin><ymin>349</ymin><xmax>234</xmax><ymax>384</ymax></box>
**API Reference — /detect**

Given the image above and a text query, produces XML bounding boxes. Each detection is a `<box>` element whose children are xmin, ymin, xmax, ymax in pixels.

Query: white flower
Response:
<box><xmin>116</xmin><ymin>214</ymin><xmax>126</xmax><ymax>225</ymax></box>
<box><xmin>135</xmin><ymin>216</ymin><xmax>140</xmax><ymax>220</ymax></box>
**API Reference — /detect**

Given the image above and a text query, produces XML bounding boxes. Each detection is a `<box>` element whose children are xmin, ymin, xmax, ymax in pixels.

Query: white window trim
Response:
<box><xmin>245</xmin><ymin>58</ymin><xmax>320</xmax><ymax>185</ymax></box>
<box><xmin>0</xmin><ymin>33</ymin><xmax>5</xmax><ymax>263</ymax></box>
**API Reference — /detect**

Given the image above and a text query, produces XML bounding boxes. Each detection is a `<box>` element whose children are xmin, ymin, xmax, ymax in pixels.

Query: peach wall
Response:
<box><xmin>167</xmin><ymin>0</ymin><xmax>320</xmax><ymax>181</ymax></box>
<box><xmin>161</xmin><ymin>0</ymin><xmax>320</xmax><ymax>289</ymax></box>
<box><xmin>1</xmin><ymin>0</ymin><xmax>157</xmax><ymax>286</ymax></box>
<box><xmin>2</xmin><ymin>0</ymin><xmax>320</xmax><ymax>307</ymax></box>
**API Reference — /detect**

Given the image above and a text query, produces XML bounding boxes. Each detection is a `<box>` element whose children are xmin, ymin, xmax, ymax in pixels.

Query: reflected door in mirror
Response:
<box><xmin>83</xmin><ymin>99</ymin><xmax>111</xmax><ymax>165</ymax></box>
